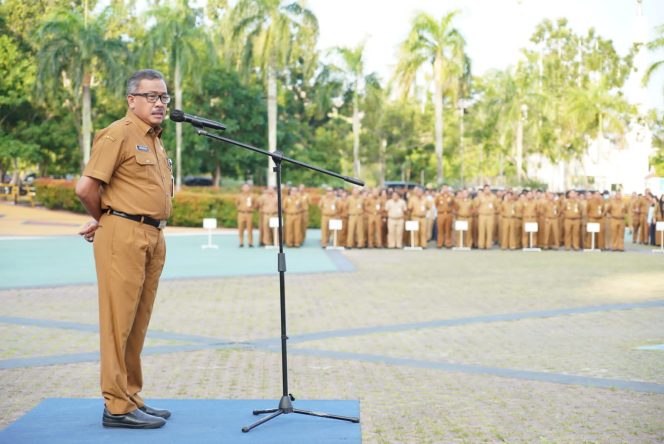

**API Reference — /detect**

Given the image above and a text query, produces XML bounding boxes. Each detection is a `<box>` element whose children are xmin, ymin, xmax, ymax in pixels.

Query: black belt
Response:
<box><xmin>105</xmin><ymin>209</ymin><xmax>167</xmax><ymax>229</ymax></box>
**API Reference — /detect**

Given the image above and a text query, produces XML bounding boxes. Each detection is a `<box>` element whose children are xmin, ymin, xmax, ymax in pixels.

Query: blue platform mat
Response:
<box><xmin>0</xmin><ymin>230</ymin><xmax>348</xmax><ymax>289</ymax></box>
<box><xmin>0</xmin><ymin>398</ymin><xmax>361</xmax><ymax>443</ymax></box>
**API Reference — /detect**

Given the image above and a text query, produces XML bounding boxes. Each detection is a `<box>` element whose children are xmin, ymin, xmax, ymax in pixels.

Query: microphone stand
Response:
<box><xmin>193</xmin><ymin>128</ymin><xmax>362</xmax><ymax>433</ymax></box>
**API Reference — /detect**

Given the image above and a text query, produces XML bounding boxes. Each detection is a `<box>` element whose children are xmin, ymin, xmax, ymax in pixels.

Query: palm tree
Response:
<box><xmin>643</xmin><ymin>24</ymin><xmax>664</xmax><ymax>87</ymax></box>
<box><xmin>231</xmin><ymin>0</ymin><xmax>318</xmax><ymax>187</ymax></box>
<box><xmin>37</xmin><ymin>5</ymin><xmax>126</xmax><ymax>171</ymax></box>
<box><xmin>394</xmin><ymin>11</ymin><xmax>465</xmax><ymax>183</ymax></box>
<box><xmin>143</xmin><ymin>0</ymin><xmax>213</xmax><ymax>191</ymax></box>
<box><xmin>333</xmin><ymin>42</ymin><xmax>367</xmax><ymax>179</ymax></box>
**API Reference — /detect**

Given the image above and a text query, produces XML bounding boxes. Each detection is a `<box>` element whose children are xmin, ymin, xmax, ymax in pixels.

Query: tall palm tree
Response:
<box><xmin>37</xmin><ymin>5</ymin><xmax>126</xmax><ymax>171</ymax></box>
<box><xmin>231</xmin><ymin>0</ymin><xmax>318</xmax><ymax>187</ymax></box>
<box><xmin>394</xmin><ymin>11</ymin><xmax>465</xmax><ymax>183</ymax></box>
<box><xmin>333</xmin><ymin>42</ymin><xmax>367</xmax><ymax>178</ymax></box>
<box><xmin>143</xmin><ymin>0</ymin><xmax>213</xmax><ymax>191</ymax></box>
<box><xmin>643</xmin><ymin>24</ymin><xmax>664</xmax><ymax>87</ymax></box>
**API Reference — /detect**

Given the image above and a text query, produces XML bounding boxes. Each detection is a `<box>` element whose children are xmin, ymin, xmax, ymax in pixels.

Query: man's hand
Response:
<box><xmin>79</xmin><ymin>219</ymin><xmax>100</xmax><ymax>243</ymax></box>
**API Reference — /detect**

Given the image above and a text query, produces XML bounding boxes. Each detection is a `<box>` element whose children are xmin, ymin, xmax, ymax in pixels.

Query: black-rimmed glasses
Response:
<box><xmin>130</xmin><ymin>92</ymin><xmax>171</xmax><ymax>104</ymax></box>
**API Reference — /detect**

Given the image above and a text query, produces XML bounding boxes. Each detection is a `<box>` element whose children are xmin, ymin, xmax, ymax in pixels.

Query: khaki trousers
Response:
<box><xmin>639</xmin><ymin>215</ymin><xmax>649</xmax><ymax>244</ymax></box>
<box><xmin>522</xmin><ymin>219</ymin><xmax>538</xmax><ymax>248</ymax></box>
<box><xmin>285</xmin><ymin>212</ymin><xmax>302</xmax><ymax>247</ymax></box>
<box><xmin>455</xmin><ymin>217</ymin><xmax>472</xmax><ymax>248</ymax></box>
<box><xmin>477</xmin><ymin>214</ymin><xmax>494</xmax><ymax>249</ymax></box>
<box><xmin>564</xmin><ymin>218</ymin><xmax>581</xmax><ymax>250</ymax></box>
<box><xmin>347</xmin><ymin>214</ymin><xmax>365</xmax><ymax>248</ymax></box>
<box><xmin>631</xmin><ymin>213</ymin><xmax>640</xmax><ymax>243</ymax></box>
<box><xmin>237</xmin><ymin>212</ymin><xmax>253</xmax><ymax>245</ymax></box>
<box><xmin>387</xmin><ymin>218</ymin><xmax>404</xmax><ymax>248</ymax></box>
<box><xmin>410</xmin><ymin>216</ymin><xmax>427</xmax><ymax>247</ymax></box>
<box><xmin>436</xmin><ymin>213</ymin><xmax>453</xmax><ymax>248</ymax></box>
<box><xmin>94</xmin><ymin>214</ymin><xmax>165</xmax><ymax>415</ymax></box>
<box><xmin>367</xmin><ymin>214</ymin><xmax>382</xmax><ymax>247</ymax></box>
<box><xmin>500</xmin><ymin>217</ymin><xmax>510</xmax><ymax>249</ymax></box>
<box><xmin>301</xmin><ymin>211</ymin><xmax>308</xmax><ymax>241</ymax></box>
<box><xmin>543</xmin><ymin>218</ymin><xmax>559</xmax><ymax>249</ymax></box>
<box><xmin>509</xmin><ymin>218</ymin><xmax>522</xmax><ymax>250</ymax></box>
<box><xmin>585</xmin><ymin>218</ymin><xmax>604</xmax><ymax>250</ymax></box>
<box><xmin>610</xmin><ymin>218</ymin><xmax>625</xmax><ymax>251</ymax></box>
<box><xmin>261</xmin><ymin>212</ymin><xmax>276</xmax><ymax>246</ymax></box>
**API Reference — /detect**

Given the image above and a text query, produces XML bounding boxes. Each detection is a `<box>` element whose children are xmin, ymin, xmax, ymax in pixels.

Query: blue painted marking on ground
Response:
<box><xmin>0</xmin><ymin>398</ymin><xmax>361</xmax><ymax>443</ymax></box>
<box><xmin>0</xmin><ymin>230</ymin><xmax>346</xmax><ymax>289</ymax></box>
<box><xmin>637</xmin><ymin>344</ymin><xmax>664</xmax><ymax>351</ymax></box>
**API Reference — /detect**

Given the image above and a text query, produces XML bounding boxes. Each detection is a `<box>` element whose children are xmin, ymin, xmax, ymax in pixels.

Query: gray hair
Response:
<box><xmin>126</xmin><ymin>69</ymin><xmax>165</xmax><ymax>95</ymax></box>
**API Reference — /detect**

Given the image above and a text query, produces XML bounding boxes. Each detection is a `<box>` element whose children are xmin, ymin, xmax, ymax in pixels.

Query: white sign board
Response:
<box><xmin>329</xmin><ymin>219</ymin><xmax>342</xmax><ymax>230</ymax></box>
<box><xmin>524</xmin><ymin>222</ymin><xmax>538</xmax><ymax>233</ymax></box>
<box><xmin>269</xmin><ymin>217</ymin><xmax>279</xmax><ymax>228</ymax></box>
<box><xmin>455</xmin><ymin>220</ymin><xmax>468</xmax><ymax>231</ymax></box>
<box><xmin>656</xmin><ymin>221</ymin><xmax>664</xmax><ymax>232</ymax></box>
<box><xmin>405</xmin><ymin>220</ymin><xmax>419</xmax><ymax>231</ymax></box>
<box><xmin>203</xmin><ymin>218</ymin><xmax>217</xmax><ymax>229</ymax></box>
<box><xmin>586</xmin><ymin>222</ymin><xmax>600</xmax><ymax>233</ymax></box>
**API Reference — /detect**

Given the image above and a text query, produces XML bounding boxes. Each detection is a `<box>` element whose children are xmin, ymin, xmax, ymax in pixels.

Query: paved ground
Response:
<box><xmin>1</xmin><ymin>202</ymin><xmax>663</xmax><ymax>443</ymax></box>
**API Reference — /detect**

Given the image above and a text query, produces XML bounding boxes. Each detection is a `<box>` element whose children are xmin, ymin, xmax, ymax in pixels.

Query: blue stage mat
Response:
<box><xmin>0</xmin><ymin>398</ymin><xmax>361</xmax><ymax>443</ymax></box>
<box><xmin>0</xmin><ymin>230</ymin><xmax>349</xmax><ymax>289</ymax></box>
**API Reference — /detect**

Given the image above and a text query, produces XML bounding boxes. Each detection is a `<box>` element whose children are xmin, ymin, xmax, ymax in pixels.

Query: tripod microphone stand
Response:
<box><xmin>192</xmin><ymin>127</ymin><xmax>362</xmax><ymax>433</ymax></box>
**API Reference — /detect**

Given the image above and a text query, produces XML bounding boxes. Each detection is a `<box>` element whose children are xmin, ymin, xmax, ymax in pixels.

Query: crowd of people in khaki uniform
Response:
<box><xmin>235</xmin><ymin>182</ymin><xmax>664</xmax><ymax>251</ymax></box>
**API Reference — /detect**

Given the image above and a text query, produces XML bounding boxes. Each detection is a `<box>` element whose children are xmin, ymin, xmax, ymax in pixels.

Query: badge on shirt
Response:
<box><xmin>167</xmin><ymin>158</ymin><xmax>173</xmax><ymax>171</ymax></box>
<box><xmin>136</xmin><ymin>145</ymin><xmax>150</xmax><ymax>152</ymax></box>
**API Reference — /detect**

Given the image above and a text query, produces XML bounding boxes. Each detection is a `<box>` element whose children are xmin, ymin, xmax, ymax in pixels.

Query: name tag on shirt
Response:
<box><xmin>136</xmin><ymin>145</ymin><xmax>150</xmax><ymax>152</ymax></box>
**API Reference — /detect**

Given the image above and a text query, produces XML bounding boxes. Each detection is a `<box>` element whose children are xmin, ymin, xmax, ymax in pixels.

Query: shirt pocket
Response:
<box><xmin>134</xmin><ymin>153</ymin><xmax>158</xmax><ymax>183</ymax></box>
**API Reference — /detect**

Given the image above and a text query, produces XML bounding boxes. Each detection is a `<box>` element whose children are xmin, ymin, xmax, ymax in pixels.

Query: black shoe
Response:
<box><xmin>139</xmin><ymin>404</ymin><xmax>171</xmax><ymax>419</ymax></box>
<box><xmin>239</xmin><ymin>244</ymin><xmax>244</xmax><ymax>248</ymax></box>
<box><xmin>102</xmin><ymin>408</ymin><xmax>166</xmax><ymax>429</ymax></box>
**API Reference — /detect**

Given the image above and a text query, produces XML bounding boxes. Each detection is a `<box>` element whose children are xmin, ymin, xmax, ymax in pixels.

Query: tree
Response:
<box><xmin>230</xmin><ymin>0</ymin><xmax>318</xmax><ymax>187</ymax></box>
<box><xmin>143</xmin><ymin>0</ymin><xmax>214</xmax><ymax>191</ymax></box>
<box><xmin>395</xmin><ymin>10</ymin><xmax>466</xmax><ymax>184</ymax></box>
<box><xmin>36</xmin><ymin>4</ymin><xmax>127</xmax><ymax>171</ymax></box>
<box><xmin>643</xmin><ymin>24</ymin><xmax>664</xmax><ymax>88</ymax></box>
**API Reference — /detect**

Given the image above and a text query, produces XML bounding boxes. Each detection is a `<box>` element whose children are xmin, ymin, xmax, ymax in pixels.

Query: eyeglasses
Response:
<box><xmin>130</xmin><ymin>92</ymin><xmax>171</xmax><ymax>104</ymax></box>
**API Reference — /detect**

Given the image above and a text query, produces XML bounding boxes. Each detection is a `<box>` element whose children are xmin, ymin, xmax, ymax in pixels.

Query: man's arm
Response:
<box><xmin>75</xmin><ymin>175</ymin><xmax>103</xmax><ymax>242</ymax></box>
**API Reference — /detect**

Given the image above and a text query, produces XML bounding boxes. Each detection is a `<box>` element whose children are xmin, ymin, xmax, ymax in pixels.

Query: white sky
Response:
<box><xmin>307</xmin><ymin>0</ymin><xmax>664</xmax><ymax>111</ymax></box>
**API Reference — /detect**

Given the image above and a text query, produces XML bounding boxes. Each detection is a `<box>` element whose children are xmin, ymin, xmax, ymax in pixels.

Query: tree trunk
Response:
<box><xmin>352</xmin><ymin>91</ymin><xmax>361</xmax><ymax>178</ymax></box>
<box><xmin>379</xmin><ymin>138</ymin><xmax>386</xmax><ymax>188</ymax></box>
<box><xmin>175</xmin><ymin>60</ymin><xmax>183</xmax><ymax>192</ymax></box>
<box><xmin>459</xmin><ymin>104</ymin><xmax>465</xmax><ymax>186</ymax></box>
<box><xmin>516</xmin><ymin>113</ymin><xmax>524</xmax><ymax>183</ymax></box>
<box><xmin>267</xmin><ymin>64</ymin><xmax>278</xmax><ymax>187</ymax></box>
<box><xmin>81</xmin><ymin>71</ymin><xmax>92</xmax><ymax>171</ymax></box>
<box><xmin>213</xmin><ymin>161</ymin><xmax>221</xmax><ymax>187</ymax></box>
<box><xmin>433</xmin><ymin>54</ymin><xmax>444</xmax><ymax>183</ymax></box>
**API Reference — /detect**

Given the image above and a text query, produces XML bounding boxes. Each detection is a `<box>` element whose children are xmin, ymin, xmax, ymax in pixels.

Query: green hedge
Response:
<box><xmin>34</xmin><ymin>179</ymin><xmax>322</xmax><ymax>228</ymax></box>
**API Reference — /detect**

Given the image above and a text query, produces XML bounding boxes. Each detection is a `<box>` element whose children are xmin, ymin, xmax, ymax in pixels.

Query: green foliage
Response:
<box><xmin>169</xmin><ymin>191</ymin><xmax>238</xmax><ymax>227</ymax></box>
<box><xmin>34</xmin><ymin>179</ymin><xmax>85</xmax><ymax>213</ymax></box>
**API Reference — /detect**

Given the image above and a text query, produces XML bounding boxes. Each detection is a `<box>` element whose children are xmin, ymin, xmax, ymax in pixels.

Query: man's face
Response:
<box><xmin>127</xmin><ymin>78</ymin><xmax>168</xmax><ymax>127</ymax></box>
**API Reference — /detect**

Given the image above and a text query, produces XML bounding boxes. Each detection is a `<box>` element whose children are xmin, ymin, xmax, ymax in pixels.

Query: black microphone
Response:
<box><xmin>170</xmin><ymin>109</ymin><xmax>227</xmax><ymax>132</ymax></box>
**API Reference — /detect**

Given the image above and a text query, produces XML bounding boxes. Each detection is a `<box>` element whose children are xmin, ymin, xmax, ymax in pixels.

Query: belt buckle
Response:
<box><xmin>158</xmin><ymin>220</ymin><xmax>167</xmax><ymax>229</ymax></box>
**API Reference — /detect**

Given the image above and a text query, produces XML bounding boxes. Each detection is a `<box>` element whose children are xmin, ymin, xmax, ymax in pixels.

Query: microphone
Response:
<box><xmin>170</xmin><ymin>109</ymin><xmax>227</xmax><ymax>132</ymax></box>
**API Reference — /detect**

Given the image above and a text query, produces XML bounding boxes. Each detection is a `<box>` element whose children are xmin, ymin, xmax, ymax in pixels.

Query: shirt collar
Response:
<box><xmin>126</xmin><ymin>110</ymin><xmax>163</xmax><ymax>138</ymax></box>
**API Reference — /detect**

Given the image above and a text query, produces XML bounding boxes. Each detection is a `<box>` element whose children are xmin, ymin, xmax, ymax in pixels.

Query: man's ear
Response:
<box><xmin>127</xmin><ymin>95</ymin><xmax>135</xmax><ymax>109</ymax></box>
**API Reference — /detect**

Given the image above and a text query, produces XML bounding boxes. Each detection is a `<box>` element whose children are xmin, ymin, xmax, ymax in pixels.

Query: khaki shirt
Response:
<box><xmin>259</xmin><ymin>193</ymin><xmax>278</xmax><ymax>214</ymax></box>
<box><xmin>407</xmin><ymin>195</ymin><xmax>430</xmax><ymax>217</ymax></box>
<box><xmin>284</xmin><ymin>195</ymin><xmax>302</xmax><ymax>214</ymax></box>
<box><xmin>434</xmin><ymin>193</ymin><xmax>455</xmax><ymax>213</ymax></box>
<box><xmin>364</xmin><ymin>196</ymin><xmax>382</xmax><ymax>216</ymax></box>
<box><xmin>319</xmin><ymin>196</ymin><xmax>339</xmax><ymax>217</ymax></box>
<box><xmin>385</xmin><ymin>198</ymin><xmax>407</xmax><ymax>219</ymax></box>
<box><xmin>236</xmin><ymin>192</ymin><xmax>256</xmax><ymax>213</ymax></box>
<box><xmin>564</xmin><ymin>199</ymin><xmax>581</xmax><ymax>218</ymax></box>
<box><xmin>522</xmin><ymin>200</ymin><xmax>538</xmax><ymax>220</ymax></box>
<box><xmin>456</xmin><ymin>198</ymin><xmax>474</xmax><ymax>218</ymax></box>
<box><xmin>586</xmin><ymin>199</ymin><xmax>605</xmax><ymax>220</ymax></box>
<box><xmin>543</xmin><ymin>200</ymin><xmax>559</xmax><ymax>218</ymax></box>
<box><xmin>346</xmin><ymin>195</ymin><xmax>365</xmax><ymax>216</ymax></box>
<box><xmin>84</xmin><ymin>110</ymin><xmax>172</xmax><ymax>220</ymax></box>
<box><xmin>474</xmin><ymin>193</ymin><xmax>497</xmax><ymax>216</ymax></box>
<box><xmin>606</xmin><ymin>198</ymin><xmax>627</xmax><ymax>219</ymax></box>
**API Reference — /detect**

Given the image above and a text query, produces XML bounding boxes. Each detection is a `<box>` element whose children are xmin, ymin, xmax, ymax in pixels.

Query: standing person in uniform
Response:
<box><xmin>259</xmin><ymin>186</ymin><xmax>278</xmax><ymax>247</ymax></box>
<box><xmin>639</xmin><ymin>189</ymin><xmax>653</xmax><ymax>244</ymax></box>
<box><xmin>585</xmin><ymin>191</ymin><xmax>606</xmax><ymax>250</ymax></box>
<box><xmin>284</xmin><ymin>187</ymin><xmax>303</xmax><ymax>247</ymax></box>
<box><xmin>385</xmin><ymin>191</ymin><xmax>407</xmax><ymax>248</ymax></box>
<box><xmin>475</xmin><ymin>184</ymin><xmax>497</xmax><ymax>249</ymax></box>
<box><xmin>521</xmin><ymin>191</ymin><xmax>539</xmax><ymax>248</ymax></box>
<box><xmin>435</xmin><ymin>185</ymin><xmax>455</xmax><ymax>248</ymax></box>
<box><xmin>338</xmin><ymin>189</ymin><xmax>349</xmax><ymax>246</ymax></box>
<box><xmin>629</xmin><ymin>192</ymin><xmax>641</xmax><ymax>243</ymax></box>
<box><xmin>605</xmin><ymin>190</ymin><xmax>627</xmax><ymax>251</ymax></box>
<box><xmin>455</xmin><ymin>189</ymin><xmax>474</xmax><ymax>248</ymax></box>
<box><xmin>346</xmin><ymin>187</ymin><xmax>366</xmax><ymax>248</ymax></box>
<box><xmin>76</xmin><ymin>69</ymin><xmax>172</xmax><ymax>429</ymax></box>
<box><xmin>236</xmin><ymin>183</ymin><xmax>256</xmax><ymax>247</ymax></box>
<box><xmin>319</xmin><ymin>187</ymin><xmax>340</xmax><ymax>248</ymax></box>
<box><xmin>365</xmin><ymin>188</ymin><xmax>383</xmax><ymax>248</ymax></box>
<box><xmin>542</xmin><ymin>192</ymin><xmax>560</xmax><ymax>250</ymax></box>
<box><xmin>564</xmin><ymin>190</ymin><xmax>582</xmax><ymax>251</ymax></box>
<box><xmin>407</xmin><ymin>187</ymin><xmax>430</xmax><ymax>248</ymax></box>
<box><xmin>499</xmin><ymin>192</ymin><xmax>513</xmax><ymax>250</ymax></box>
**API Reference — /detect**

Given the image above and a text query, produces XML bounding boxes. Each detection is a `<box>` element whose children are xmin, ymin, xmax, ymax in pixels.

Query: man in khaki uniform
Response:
<box><xmin>605</xmin><ymin>191</ymin><xmax>627</xmax><ymax>251</ymax></box>
<box><xmin>564</xmin><ymin>190</ymin><xmax>582</xmax><ymax>250</ymax></box>
<box><xmin>475</xmin><ymin>185</ymin><xmax>497</xmax><ymax>249</ymax></box>
<box><xmin>435</xmin><ymin>185</ymin><xmax>455</xmax><ymax>248</ymax></box>
<box><xmin>521</xmin><ymin>191</ymin><xmax>539</xmax><ymax>248</ymax></box>
<box><xmin>259</xmin><ymin>186</ymin><xmax>278</xmax><ymax>246</ymax></box>
<box><xmin>346</xmin><ymin>188</ymin><xmax>366</xmax><ymax>248</ymax></box>
<box><xmin>236</xmin><ymin>183</ymin><xmax>256</xmax><ymax>247</ymax></box>
<box><xmin>499</xmin><ymin>192</ymin><xmax>513</xmax><ymax>249</ymax></box>
<box><xmin>76</xmin><ymin>69</ymin><xmax>172</xmax><ymax>428</ymax></box>
<box><xmin>338</xmin><ymin>189</ymin><xmax>349</xmax><ymax>246</ymax></box>
<box><xmin>365</xmin><ymin>188</ymin><xmax>383</xmax><ymax>248</ymax></box>
<box><xmin>385</xmin><ymin>191</ymin><xmax>407</xmax><ymax>248</ymax></box>
<box><xmin>542</xmin><ymin>192</ymin><xmax>560</xmax><ymax>250</ymax></box>
<box><xmin>585</xmin><ymin>191</ymin><xmax>606</xmax><ymax>250</ymax></box>
<box><xmin>639</xmin><ymin>190</ymin><xmax>652</xmax><ymax>244</ymax></box>
<box><xmin>455</xmin><ymin>189</ymin><xmax>474</xmax><ymax>248</ymax></box>
<box><xmin>406</xmin><ymin>187</ymin><xmax>430</xmax><ymax>248</ymax></box>
<box><xmin>319</xmin><ymin>188</ymin><xmax>340</xmax><ymax>247</ymax></box>
<box><xmin>510</xmin><ymin>193</ymin><xmax>524</xmax><ymax>249</ymax></box>
<box><xmin>284</xmin><ymin>187</ymin><xmax>303</xmax><ymax>247</ymax></box>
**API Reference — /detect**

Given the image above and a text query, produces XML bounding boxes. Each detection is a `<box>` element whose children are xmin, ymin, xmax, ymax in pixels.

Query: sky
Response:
<box><xmin>306</xmin><ymin>0</ymin><xmax>664</xmax><ymax>111</ymax></box>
